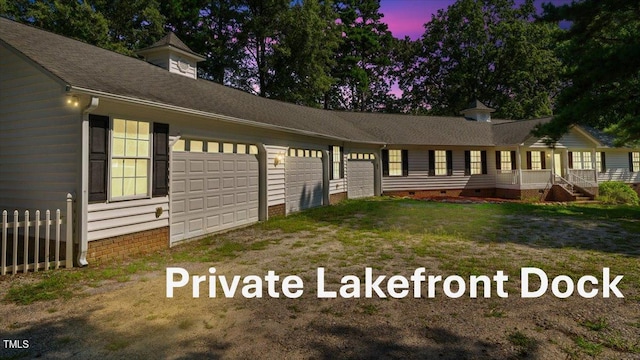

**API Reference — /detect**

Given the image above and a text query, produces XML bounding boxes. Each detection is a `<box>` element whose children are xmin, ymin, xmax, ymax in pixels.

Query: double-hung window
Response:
<box><xmin>631</xmin><ymin>152</ymin><xmax>640</xmax><ymax>172</ymax></box>
<box><xmin>500</xmin><ymin>151</ymin><xmax>512</xmax><ymax>171</ymax></box>
<box><xmin>330</xmin><ymin>146</ymin><xmax>343</xmax><ymax>180</ymax></box>
<box><xmin>570</xmin><ymin>151</ymin><xmax>593</xmax><ymax>170</ymax></box>
<box><xmin>388</xmin><ymin>149</ymin><xmax>403</xmax><ymax>176</ymax></box>
<box><xmin>111</xmin><ymin>119</ymin><xmax>150</xmax><ymax>199</ymax></box>
<box><xmin>434</xmin><ymin>150</ymin><xmax>448</xmax><ymax>176</ymax></box>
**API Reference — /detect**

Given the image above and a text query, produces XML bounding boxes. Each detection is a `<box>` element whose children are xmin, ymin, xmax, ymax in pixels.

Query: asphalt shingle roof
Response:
<box><xmin>0</xmin><ymin>17</ymin><xmax>547</xmax><ymax>147</ymax></box>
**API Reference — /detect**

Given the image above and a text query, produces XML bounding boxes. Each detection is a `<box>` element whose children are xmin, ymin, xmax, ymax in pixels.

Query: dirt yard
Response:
<box><xmin>1</xmin><ymin>199</ymin><xmax>639</xmax><ymax>359</ymax></box>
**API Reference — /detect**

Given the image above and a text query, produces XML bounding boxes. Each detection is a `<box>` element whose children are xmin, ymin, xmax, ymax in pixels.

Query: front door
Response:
<box><xmin>554</xmin><ymin>153</ymin><xmax>563</xmax><ymax>179</ymax></box>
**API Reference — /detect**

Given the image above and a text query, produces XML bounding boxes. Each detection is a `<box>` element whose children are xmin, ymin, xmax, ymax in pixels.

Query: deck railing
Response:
<box><xmin>1</xmin><ymin>194</ymin><xmax>73</xmax><ymax>275</ymax></box>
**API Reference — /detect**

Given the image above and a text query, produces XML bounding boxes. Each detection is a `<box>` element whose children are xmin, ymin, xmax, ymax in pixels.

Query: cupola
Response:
<box><xmin>460</xmin><ymin>100</ymin><xmax>495</xmax><ymax>122</ymax></box>
<box><xmin>136</xmin><ymin>32</ymin><xmax>205</xmax><ymax>79</ymax></box>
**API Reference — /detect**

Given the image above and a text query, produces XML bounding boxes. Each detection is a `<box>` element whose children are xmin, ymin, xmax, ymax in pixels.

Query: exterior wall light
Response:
<box><xmin>66</xmin><ymin>95</ymin><xmax>79</xmax><ymax>107</ymax></box>
<box><xmin>274</xmin><ymin>153</ymin><xmax>285</xmax><ymax>167</ymax></box>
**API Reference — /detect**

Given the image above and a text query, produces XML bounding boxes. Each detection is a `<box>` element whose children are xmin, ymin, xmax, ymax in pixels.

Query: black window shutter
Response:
<box><xmin>600</xmin><ymin>152</ymin><xmax>606</xmax><ymax>173</ymax></box>
<box><xmin>510</xmin><ymin>151</ymin><xmax>517</xmax><ymax>170</ymax></box>
<box><xmin>568</xmin><ymin>151</ymin><xmax>573</xmax><ymax>169</ymax></box>
<box><xmin>89</xmin><ymin>114</ymin><xmax>109</xmax><ymax>202</ymax></box>
<box><xmin>464</xmin><ymin>150</ymin><xmax>471</xmax><ymax>176</ymax></box>
<box><xmin>328</xmin><ymin>146</ymin><xmax>334</xmax><ymax>180</ymax></box>
<box><xmin>402</xmin><ymin>149</ymin><xmax>409</xmax><ymax>177</ymax></box>
<box><xmin>541</xmin><ymin>151</ymin><xmax>546</xmax><ymax>169</ymax></box>
<box><xmin>495</xmin><ymin>151</ymin><xmax>501</xmax><ymax>170</ymax></box>
<box><xmin>526</xmin><ymin>151</ymin><xmax>532</xmax><ymax>170</ymax></box>
<box><xmin>446</xmin><ymin>150</ymin><xmax>453</xmax><ymax>176</ymax></box>
<box><xmin>153</xmin><ymin>123</ymin><xmax>169</xmax><ymax>197</ymax></box>
<box><xmin>428</xmin><ymin>150</ymin><xmax>435</xmax><ymax>176</ymax></box>
<box><xmin>340</xmin><ymin>146</ymin><xmax>345</xmax><ymax>178</ymax></box>
<box><xmin>630</xmin><ymin>152</ymin><xmax>635</xmax><ymax>172</ymax></box>
<box><xmin>481</xmin><ymin>151</ymin><xmax>487</xmax><ymax>174</ymax></box>
<box><xmin>382</xmin><ymin>149</ymin><xmax>389</xmax><ymax>176</ymax></box>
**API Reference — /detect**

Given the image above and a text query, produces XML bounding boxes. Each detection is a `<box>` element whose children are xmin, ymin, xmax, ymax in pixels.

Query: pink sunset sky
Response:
<box><xmin>379</xmin><ymin>0</ymin><xmax>573</xmax><ymax>40</ymax></box>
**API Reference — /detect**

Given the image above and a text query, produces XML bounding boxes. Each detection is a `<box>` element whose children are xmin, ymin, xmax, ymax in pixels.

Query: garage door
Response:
<box><xmin>170</xmin><ymin>140</ymin><xmax>259</xmax><ymax>245</ymax></box>
<box><xmin>347</xmin><ymin>153</ymin><xmax>375</xmax><ymax>199</ymax></box>
<box><xmin>286</xmin><ymin>148</ymin><xmax>324</xmax><ymax>214</ymax></box>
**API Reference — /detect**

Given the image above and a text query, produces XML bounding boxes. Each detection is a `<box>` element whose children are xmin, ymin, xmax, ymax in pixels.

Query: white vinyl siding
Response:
<box><xmin>266</xmin><ymin>145</ymin><xmax>288</xmax><ymax>207</ymax></box>
<box><xmin>382</xmin><ymin>149</ymin><xmax>496</xmax><ymax>192</ymax></box>
<box><xmin>596</xmin><ymin>150</ymin><xmax>640</xmax><ymax>183</ymax></box>
<box><xmin>0</xmin><ymin>45</ymin><xmax>80</xmax><ymax>213</ymax></box>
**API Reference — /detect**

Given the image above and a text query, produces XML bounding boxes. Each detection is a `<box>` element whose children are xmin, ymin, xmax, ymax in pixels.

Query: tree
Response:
<box><xmin>93</xmin><ymin>0</ymin><xmax>166</xmax><ymax>52</ymax></box>
<box><xmin>398</xmin><ymin>0</ymin><xmax>562</xmax><ymax>119</ymax></box>
<box><xmin>534</xmin><ymin>0</ymin><xmax>640</xmax><ymax>146</ymax></box>
<box><xmin>1</xmin><ymin>0</ymin><xmax>165</xmax><ymax>55</ymax></box>
<box><xmin>267</xmin><ymin>0</ymin><xmax>340</xmax><ymax>106</ymax></box>
<box><xmin>2</xmin><ymin>0</ymin><xmax>111</xmax><ymax>48</ymax></box>
<box><xmin>161</xmin><ymin>0</ymin><xmax>246</xmax><ymax>84</ymax></box>
<box><xmin>327</xmin><ymin>0</ymin><xmax>395</xmax><ymax>112</ymax></box>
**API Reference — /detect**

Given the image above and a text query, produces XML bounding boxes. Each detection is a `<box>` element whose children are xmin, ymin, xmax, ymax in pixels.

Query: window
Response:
<box><xmin>470</xmin><ymin>151</ymin><xmax>482</xmax><ymax>174</ymax></box>
<box><xmin>570</xmin><ymin>151</ymin><xmax>593</xmax><ymax>170</ymax></box>
<box><xmin>500</xmin><ymin>151</ymin><xmax>512</xmax><ymax>171</ymax></box>
<box><xmin>465</xmin><ymin>150</ymin><xmax>487</xmax><ymax>175</ymax></box>
<box><xmin>595</xmin><ymin>152</ymin><xmax>607</xmax><ymax>173</ymax></box>
<box><xmin>330</xmin><ymin>146</ymin><xmax>343</xmax><ymax>179</ymax></box>
<box><xmin>434</xmin><ymin>150</ymin><xmax>448</xmax><ymax>176</ymax></box>
<box><xmin>223</xmin><ymin>143</ymin><xmax>234</xmax><ymax>153</ymax></box>
<box><xmin>631</xmin><ymin>152</ymin><xmax>640</xmax><ymax>172</ymax></box>
<box><xmin>173</xmin><ymin>139</ymin><xmax>185</xmax><ymax>152</ymax></box>
<box><xmin>237</xmin><ymin>144</ymin><xmax>247</xmax><ymax>154</ymax></box>
<box><xmin>190</xmin><ymin>140</ymin><xmax>203</xmax><ymax>152</ymax></box>
<box><xmin>530</xmin><ymin>151</ymin><xmax>542</xmax><ymax>170</ymax></box>
<box><xmin>526</xmin><ymin>151</ymin><xmax>545</xmax><ymax>170</ymax></box>
<box><xmin>388</xmin><ymin>149</ymin><xmax>403</xmax><ymax>176</ymax></box>
<box><xmin>207</xmin><ymin>142</ymin><xmax>219</xmax><ymax>153</ymax></box>
<box><xmin>249</xmin><ymin>145</ymin><xmax>258</xmax><ymax>155</ymax></box>
<box><xmin>111</xmin><ymin>119</ymin><xmax>150</xmax><ymax>199</ymax></box>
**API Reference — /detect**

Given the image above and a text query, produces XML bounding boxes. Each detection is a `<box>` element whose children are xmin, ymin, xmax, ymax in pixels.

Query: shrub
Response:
<box><xmin>598</xmin><ymin>182</ymin><xmax>639</xmax><ymax>205</ymax></box>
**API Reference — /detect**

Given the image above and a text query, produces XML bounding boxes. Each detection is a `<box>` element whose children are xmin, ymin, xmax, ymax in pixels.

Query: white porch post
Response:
<box><xmin>516</xmin><ymin>146</ymin><xmax>522</xmax><ymax>185</ymax></box>
<box><xmin>550</xmin><ymin>148</ymin><xmax>555</xmax><ymax>183</ymax></box>
<box><xmin>591</xmin><ymin>148</ymin><xmax>597</xmax><ymax>184</ymax></box>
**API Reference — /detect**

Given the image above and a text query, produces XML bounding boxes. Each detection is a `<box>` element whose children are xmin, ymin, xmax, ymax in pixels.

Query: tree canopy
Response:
<box><xmin>534</xmin><ymin>0</ymin><xmax>640</xmax><ymax>146</ymax></box>
<box><xmin>2</xmin><ymin>0</ymin><xmax>637</xmax><ymax>140</ymax></box>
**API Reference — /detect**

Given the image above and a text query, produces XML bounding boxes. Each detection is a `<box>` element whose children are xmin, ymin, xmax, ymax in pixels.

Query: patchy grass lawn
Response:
<box><xmin>1</xmin><ymin>198</ymin><xmax>639</xmax><ymax>359</ymax></box>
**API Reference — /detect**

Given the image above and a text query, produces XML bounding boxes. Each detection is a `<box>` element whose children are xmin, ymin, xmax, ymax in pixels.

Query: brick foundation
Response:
<box><xmin>329</xmin><ymin>192</ymin><xmax>347</xmax><ymax>204</ymax></box>
<box><xmin>268</xmin><ymin>203</ymin><xmax>286</xmax><ymax>218</ymax></box>
<box><xmin>384</xmin><ymin>188</ymin><xmax>496</xmax><ymax>198</ymax></box>
<box><xmin>87</xmin><ymin>227</ymin><xmax>169</xmax><ymax>264</ymax></box>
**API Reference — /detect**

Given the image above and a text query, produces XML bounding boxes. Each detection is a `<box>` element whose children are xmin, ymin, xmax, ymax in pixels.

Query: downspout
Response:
<box><xmin>257</xmin><ymin>144</ymin><xmax>268</xmax><ymax>221</ymax></box>
<box><xmin>78</xmin><ymin>96</ymin><xmax>99</xmax><ymax>266</ymax></box>
<box><xmin>375</xmin><ymin>146</ymin><xmax>385</xmax><ymax>196</ymax></box>
<box><xmin>321</xmin><ymin>149</ymin><xmax>330</xmax><ymax>206</ymax></box>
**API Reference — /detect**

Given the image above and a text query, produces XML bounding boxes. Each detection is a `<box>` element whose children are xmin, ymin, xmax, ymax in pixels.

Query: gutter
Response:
<box><xmin>69</xmin><ymin>86</ymin><xmax>384</xmax><ymax>146</ymax></box>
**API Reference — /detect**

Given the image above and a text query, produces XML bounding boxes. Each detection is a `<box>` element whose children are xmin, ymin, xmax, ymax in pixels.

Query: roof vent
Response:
<box><xmin>136</xmin><ymin>32</ymin><xmax>205</xmax><ymax>79</ymax></box>
<box><xmin>459</xmin><ymin>100</ymin><xmax>495</xmax><ymax>122</ymax></box>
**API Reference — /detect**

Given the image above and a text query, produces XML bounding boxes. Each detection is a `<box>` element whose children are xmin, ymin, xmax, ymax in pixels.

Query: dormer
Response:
<box><xmin>136</xmin><ymin>32</ymin><xmax>205</xmax><ymax>79</ymax></box>
<box><xmin>460</xmin><ymin>100</ymin><xmax>495</xmax><ymax>122</ymax></box>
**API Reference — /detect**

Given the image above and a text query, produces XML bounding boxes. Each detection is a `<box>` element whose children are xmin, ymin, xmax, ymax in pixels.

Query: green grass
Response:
<box><xmin>581</xmin><ymin>317</ymin><xmax>608</xmax><ymax>331</ymax></box>
<box><xmin>4</xmin><ymin>198</ymin><xmax>638</xmax><ymax>314</ymax></box>
<box><xmin>575</xmin><ymin>336</ymin><xmax>603</xmax><ymax>356</ymax></box>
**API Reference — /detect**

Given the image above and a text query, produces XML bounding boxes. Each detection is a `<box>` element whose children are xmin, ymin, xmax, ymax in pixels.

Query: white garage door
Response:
<box><xmin>348</xmin><ymin>157</ymin><xmax>375</xmax><ymax>199</ymax></box>
<box><xmin>286</xmin><ymin>148</ymin><xmax>324</xmax><ymax>214</ymax></box>
<box><xmin>170</xmin><ymin>140</ymin><xmax>259</xmax><ymax>245</ymax></box>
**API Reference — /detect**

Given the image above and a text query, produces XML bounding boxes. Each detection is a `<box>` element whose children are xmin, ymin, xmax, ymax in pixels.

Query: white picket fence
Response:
<box><xmin>1</xmin><ymin>194</ymin><xmax>73</xmax><ymax>275</ymax></box>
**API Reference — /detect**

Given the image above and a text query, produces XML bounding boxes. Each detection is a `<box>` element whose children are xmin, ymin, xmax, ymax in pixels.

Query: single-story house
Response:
<box><xmin>1</xmin><ymin>18</ymin><xmax>638</xmax><ymax>265</ymax></box>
